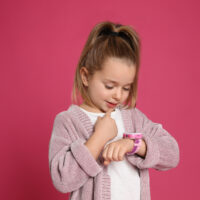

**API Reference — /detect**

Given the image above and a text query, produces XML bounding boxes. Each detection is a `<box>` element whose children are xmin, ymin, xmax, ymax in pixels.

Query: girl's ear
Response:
<box><xmin>80</xmin><ymin>67</ymin><xmax>89</xmax><ymax>87</ymax></box>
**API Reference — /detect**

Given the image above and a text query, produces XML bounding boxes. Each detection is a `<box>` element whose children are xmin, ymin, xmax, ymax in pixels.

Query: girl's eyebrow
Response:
<box><xmin>104</xmin><ymin>79</ymin><xmax>133</xmax><ymax>85</ymax></box>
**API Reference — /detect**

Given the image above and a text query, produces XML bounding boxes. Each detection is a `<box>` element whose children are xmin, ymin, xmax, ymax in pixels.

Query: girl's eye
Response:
<box><xmin>105</xmin><ymin>85</ymin><xmax>130</xmax><ymax>91</ymax></box>
<box><xmin>123</xmin><ymin>88</ymin><xmax>130</xmax><ymax>91</ymax></box>
<box><xmin>105</xmin><ymin>85</ymin><xmax>113</xmax><ymax>89</ymax></box>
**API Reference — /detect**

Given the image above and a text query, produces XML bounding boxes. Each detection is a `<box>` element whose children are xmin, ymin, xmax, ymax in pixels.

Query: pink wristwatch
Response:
<box><xmin>123</xmin><ymin>133</ymin><xmax>143</xmax><ymax>155</ymax></box>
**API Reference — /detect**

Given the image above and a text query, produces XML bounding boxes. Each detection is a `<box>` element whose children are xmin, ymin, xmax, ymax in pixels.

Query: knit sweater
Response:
<box><xmin>48</xmin><ymin>104</ymin><xmax>180</xmax><ymax>200</ymax></box>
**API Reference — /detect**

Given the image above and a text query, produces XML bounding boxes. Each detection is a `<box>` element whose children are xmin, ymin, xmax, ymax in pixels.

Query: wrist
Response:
<box><xmin>123</xmin><ymin>133</ymin><xmax>143</xmax><ymax>155</ymax></box>
<box><xmin>124</xmin><ymin>138</ymin><xmax>135</xmax><ymax>153</ymax></box>
<box><xmin>135</xmin><ymin>139</ymin><xmax>147</xmax><ymax>158</ymax></box>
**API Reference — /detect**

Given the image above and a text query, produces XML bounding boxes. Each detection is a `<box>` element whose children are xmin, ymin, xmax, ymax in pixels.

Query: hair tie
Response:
<box><xmin>98</xmin><ymin>30</ymin><xmax>119</xmax><ymax>37</ymax></box>
<box><xmin>109</xmin><ymin>31</ymin><xmax>119</xmax><ymax>36</ymax></box>
<box><xmin>98</xmin><ymin>30</ymin><xmax>134</xmax><ymax>51</ymax></box>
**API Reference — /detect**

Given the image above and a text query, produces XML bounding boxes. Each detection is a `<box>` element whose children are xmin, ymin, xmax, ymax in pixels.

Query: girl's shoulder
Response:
<box><xmin>119</xmin><ymin>105</ymin><xmax>148</xmax><ymax>120</ymax></box>
<box><xmin>118</xmin><ymin>106</ymin><xmax>149</xmax><ymax>130</ymax></box>
<box><xmin>53</xmin><ymin>104</ymin><xmax>91</xmax><ymax>125</ymax></box>
<box><xmin>52</xmin><ymin>104</ymin><xmax>78</xmax><ymax>125</ymax></box>
<box><xmin>120</xmin><ymin>105</ymin><xmax>163</xmax><ymax>127</ymax></box>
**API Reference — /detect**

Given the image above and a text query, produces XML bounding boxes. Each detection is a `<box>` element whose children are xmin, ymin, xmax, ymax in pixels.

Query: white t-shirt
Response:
<box><xmin>79</xmin><ymin>107</ymin><xmax>140</xmax><ymax>200</ymax></box>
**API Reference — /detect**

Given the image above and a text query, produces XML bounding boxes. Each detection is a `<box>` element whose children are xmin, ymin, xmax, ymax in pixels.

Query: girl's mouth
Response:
<box><xmin>106</xmin><ymin>102</ymin><xmax>117</xmax><ymax>108</ymax></box>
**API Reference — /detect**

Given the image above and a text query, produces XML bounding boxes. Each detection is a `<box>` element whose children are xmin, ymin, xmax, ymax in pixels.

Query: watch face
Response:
<box><xmin>123</xmin><ymin>133</ymin><xmax>143</xmax><ymax>139</ymax></box>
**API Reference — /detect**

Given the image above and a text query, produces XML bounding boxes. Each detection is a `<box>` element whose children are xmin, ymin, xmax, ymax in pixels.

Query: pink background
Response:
<box><xmin>1</xmin><ymin>0</ymin><xmax>199</xmax><ymax>199</ymax></box>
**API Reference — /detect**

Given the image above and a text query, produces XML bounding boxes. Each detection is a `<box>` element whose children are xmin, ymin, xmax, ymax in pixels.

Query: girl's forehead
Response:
<box><xmin>95</xmin><ymin>57</ymin><xmax>136</xmax><ymax>83</ymax></box>
<box><xmin>102</xmin><ymin>57</ymin><xmax>135</xmax><ymax>71</ymax></box>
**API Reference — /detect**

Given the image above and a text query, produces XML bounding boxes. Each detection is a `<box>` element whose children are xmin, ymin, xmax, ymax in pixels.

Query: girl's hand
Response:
<box><xmin>102</xmin><ymin>138</ymin><xmax>134</xmax><ymax>166</ymax></box>
<box><xmin>94</xmin><ymin>108</ymin><xmax>118</xmax><ymax>142</ymax></box>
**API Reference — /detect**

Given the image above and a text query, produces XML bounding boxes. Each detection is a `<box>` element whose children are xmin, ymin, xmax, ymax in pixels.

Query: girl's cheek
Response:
<box><xmin>100</xmin><ymin>86</ymin><xmax>110</xmax><ymax>97</ymax></box>
<box><xmin>101</xmin><ymin>91</ymin><xmax>110</xmax><ymax>98</ymax></box>
<box><xmin>123</xmin><ymin>93</ymin><xmax>130</xmax><ymax>102</ymax></box>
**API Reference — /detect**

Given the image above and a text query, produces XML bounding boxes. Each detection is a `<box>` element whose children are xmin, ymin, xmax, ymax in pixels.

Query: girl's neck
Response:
<box><xmin>79</xmin><ymin>102</ymin><xmax>116</xmax><ymax>113</ymax></box>
<box><xmin>79</xmin><ymin>103</ymin><xmax>102</xmax><ymax>113</ymax></box>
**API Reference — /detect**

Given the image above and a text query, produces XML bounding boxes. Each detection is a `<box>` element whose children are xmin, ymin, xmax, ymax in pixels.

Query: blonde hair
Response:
<box><xmin>71</xmin><ymin>21</ymin><xmax>141</xmax><ymax>109</ymax></box>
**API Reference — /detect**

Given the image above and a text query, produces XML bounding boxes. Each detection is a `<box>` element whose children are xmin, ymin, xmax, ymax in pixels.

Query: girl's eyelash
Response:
<box><xmin>105</xmin><ymin>85</ymin><xmax>130</xmax><ymax>91</ymax></box>
<box><xmin>105</xmin><ymin>85</ymin><xmax>113</xmax><ymax>89</ymax></box>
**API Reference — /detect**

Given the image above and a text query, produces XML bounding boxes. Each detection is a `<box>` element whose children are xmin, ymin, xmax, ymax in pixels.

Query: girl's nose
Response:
<box><xmin>113</xmin><ymin>88</ymin><xmax>122</xmax><ymax>101</ymax></box>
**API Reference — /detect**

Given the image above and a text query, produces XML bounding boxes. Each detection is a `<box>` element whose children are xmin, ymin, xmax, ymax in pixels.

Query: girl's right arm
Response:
<box><xmin>49</xmin><ymin>113</ymin><xmax>103</xmax><ymax>194</ymax></box>
<box><xmin>85</xmin><ymin>108</ymin><xmax>117</xmax><ymax>160</ymax></box>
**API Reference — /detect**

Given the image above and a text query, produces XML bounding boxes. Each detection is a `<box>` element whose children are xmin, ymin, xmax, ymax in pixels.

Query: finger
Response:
<box><xmin>104</xmin><ymin>160</ymin><xmax>111</xmax><ymax>166</ymax></box>
<box><xmin>112</xmin><ymin>146</ymin><xmax>120</xmax><ymax>161</ymax></box>
<box><xmin>118</xmin><ymin>148</ymin><xmax>126</xmax><ymax>161</ymax></box>
<box><xmin>102</xmin><ymin>145</ymin><xmax>109</xmax><ymax>161</ymax></box>
<box><xmin>97</xmin><ymin>116</ymin><xmax>101</xmax><ymax>120</ymax></box>
<box><xmin>103</xmin><ymin>145</ymin><xmax>114</xmax><ymax>162</ymax></box>
<box><xmin>106</xmin><ymin>145</ymin><xmax>115</xmax><ymax>161</ymax></box>
<box><xmin>105</xmin><ymin>108</ymin><xmax>114</xmax><ymax>117</ymax></box>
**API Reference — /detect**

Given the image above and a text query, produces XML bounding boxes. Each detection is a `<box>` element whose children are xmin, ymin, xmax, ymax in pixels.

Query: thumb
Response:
<box><xmin>104</xmin><ymin>160</ymin><xmax>111</xmax><ymax>166</ymax></box>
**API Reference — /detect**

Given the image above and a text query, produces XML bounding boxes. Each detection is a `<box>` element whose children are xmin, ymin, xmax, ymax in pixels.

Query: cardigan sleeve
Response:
<box><xmin>48</xmin><ymin>113</ymin><xmax>102</xmax><ymax>193</ymax></box>
<box><xmin>126</xmin><ymin>108</ymin><xmax>180</xmax><ymax>171</ymax></box>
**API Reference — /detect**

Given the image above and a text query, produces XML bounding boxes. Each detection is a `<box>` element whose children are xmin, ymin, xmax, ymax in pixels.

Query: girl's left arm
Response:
<box><xmin>126</xmin><ymin>108</ymin><xmax>180</xmax><ymax>171</ymax></box>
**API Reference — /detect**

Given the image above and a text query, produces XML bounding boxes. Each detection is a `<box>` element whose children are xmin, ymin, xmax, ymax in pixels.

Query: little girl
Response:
<box><xmin>48</xmin><ymin>21</ymin><xmax>180</xmax><ymax>200</ymax></box>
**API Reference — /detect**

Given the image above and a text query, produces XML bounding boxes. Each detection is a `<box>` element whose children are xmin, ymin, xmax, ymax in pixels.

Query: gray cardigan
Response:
<box><xmin>49</xmin><ymin>104</ymin><xmax>180</xmax><ymax>200</ymax></box>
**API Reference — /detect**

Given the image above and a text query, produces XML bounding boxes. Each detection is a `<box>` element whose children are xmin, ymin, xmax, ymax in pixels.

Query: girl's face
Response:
<box><xmin>80</xmin><ymin>57</ymin><xmax>136</xmax><ymax>113</ymax></box>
